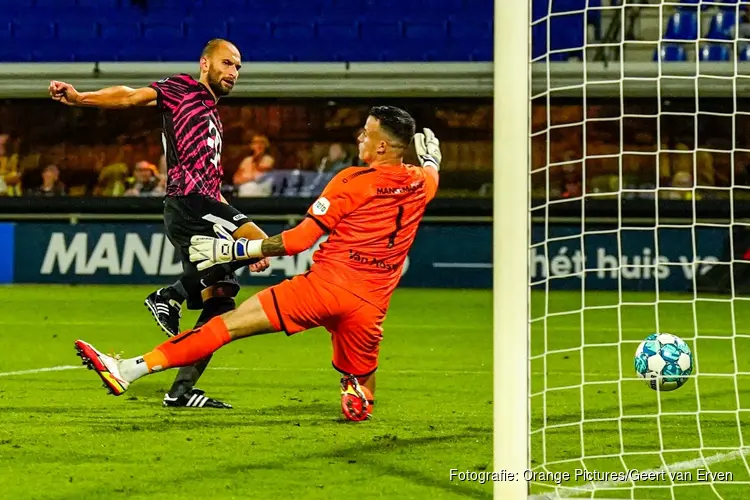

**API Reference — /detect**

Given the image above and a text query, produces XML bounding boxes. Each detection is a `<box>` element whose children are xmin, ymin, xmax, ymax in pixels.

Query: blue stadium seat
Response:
<box><xmin>700</xmin><ymin>43</ymin><xmax>732</xmax><ymax>60</ymax></box>
<box><xmin>449</xmin><ymin>20</ymin><xmax>492</xmax><ymax>40</ymax></box>
<box><xmin>316</xmin><ymin>21</ymin><xmax>359</xmax><ymax>41</ymax></box>
<box><xmin>57</xmin><ymin>20</ymin><xmax>99</xmax><ymax>40</ymax></box>
<box><xmin>32</xmin><ymin>45</ymin><xmax>77</xmax><ymax>62</ymax></box>
<box><xmin>184</xmin><ymin>21</ymin><xmax>229</xmax><ymax>42</ymax></box>
<box><xmin>12</xmin><ymin>20</ymin><xmax>55</xmax><ymax>40</ymax></box>
<box><xmin>272</xmin><ymin>22</ymin><xmax>316</xmax><ymax>40</ymax></box>
<box><xmin>142</xmin><ymin>20</ymin><xmax>185</xmax><ymax>41</ymax></box>
<box><xmin>360</xmin><ymin>22</ymin><xmax>403</xmax><ymax>40</ymax></box>
<box><xmin>706</xmin><ymin>11</ymin><xmax>737</xmax><ymax>40</ymax></box>
<box><xmin>739</xmin><ymin>43</ymin><xmax>750</xmax><ymax>60</ymax></box>
<box><xmin>101</xmin><ymin>21</ymin><xmax>141</xmax><ymax>41</ymax></box>
<box><xmin>226</xmin><ymin>20</ymin><xmax>273</xmax><ymax>43</ymax></box>
<box><xmin>318</xmin><ymin>2</ymin><xmax>365</xmax><ymax>22</ymax></box>
<box><xmin>404</xmin><ymin>22</ymin><xmax>448</xmax><ymax>40</ymax></box>
<box><xmin>654</xmin><ymin>44</ymin><xmax>688</xmax><ymax>61</ymax></box>
<box><xmin>77</xmin><ymin>0</ymin><xmax>120</xmax><ymax>7</ymax></box>
<box><xmin>35</xmin><ymin>0</ymin><xmax>76</xmax><ymax>7</ymax></box>
<box><xmin>664</xmin><ymin>11</ymin><xmax>699</xmax><ymax>41</ymax></box>
<box><xmin>0</xmin><ymin>21</ymin><xmax>10</xmax><ymax>40</ymax></box>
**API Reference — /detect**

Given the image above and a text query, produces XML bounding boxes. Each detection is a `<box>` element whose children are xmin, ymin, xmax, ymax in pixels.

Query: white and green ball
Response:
<box><xmin>634</xmin><ymin>333</ymin><xmax>693</xmax><ymax>391</ymax></box>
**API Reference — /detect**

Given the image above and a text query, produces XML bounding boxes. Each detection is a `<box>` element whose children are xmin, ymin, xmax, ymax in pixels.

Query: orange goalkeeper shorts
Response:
<box><xmin>257</xmin><ymin>271</ymin><xmax>385</xmax><ymax>377</ymax></box>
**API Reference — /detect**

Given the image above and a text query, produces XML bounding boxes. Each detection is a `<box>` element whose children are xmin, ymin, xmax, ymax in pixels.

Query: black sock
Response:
<box><xmin>170</xmin><ymin>261</ymin><xmax>249</xmax><ymax>302</ymax></box>
<box><xmin>167</xmin><ymin>296</ymin><xmax>236</xmax><ymax>399</ymax></box>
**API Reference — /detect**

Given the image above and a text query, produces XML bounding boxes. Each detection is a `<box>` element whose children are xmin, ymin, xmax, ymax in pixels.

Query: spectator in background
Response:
<box><xmin>233</xmin><ymin>134</ymin><xmax>275</xmax><ymax>196</ymax></box>
<box><xmin>27</xmin><ymin>164</ymin><xmax>65</xmax><ymax>197</ymax></box>
<box><xmin>317</xmin><ymin>143</ymin><xmax>351</xmax><ymax>174</ymax></box>
<box><xmin>0</xmin><ymin>133</ymin><xmax>21</xmax><ymax>196</ymax></box>
<box><xmin>124</xmin><ymin>161</ymin><xmax>165</xmax><ymax>197</ymax></box>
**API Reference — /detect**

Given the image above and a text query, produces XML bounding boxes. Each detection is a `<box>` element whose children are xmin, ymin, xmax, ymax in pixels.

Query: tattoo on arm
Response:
<box><xmin>260</xmin><ymin>234</ymin><xmax>287</xmax><ymax>257</ymax></box>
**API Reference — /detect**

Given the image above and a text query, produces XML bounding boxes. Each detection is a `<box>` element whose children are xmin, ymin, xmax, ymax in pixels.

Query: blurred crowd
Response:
<box><xmin>0</xmin><ymin>131</ymin><xmax>365</xmax><ymax>199</ymax></box>
<box><xmin>0</xmin><ymin>99</ymin><xmax>494</xmax><ymax>199</ymax></box>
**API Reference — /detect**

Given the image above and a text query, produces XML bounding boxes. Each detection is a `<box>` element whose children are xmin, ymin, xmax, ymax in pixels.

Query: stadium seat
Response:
<box><xmin>664</xmin><ymin>11</ymin><xmax>699</xmax><ymax>41</ymax></box>
<box><xmin>448</xmin><ymin>20</ymin><xmax>492</xmax><ymax>40</ymax></box>
<box><xmin>404</xmin><ymin>22</ymin><xmax>448</xmax><ymax>40</ymax></box>
<box><xmin>272</xmin><ymin>22</ymin><xmax>316</xmax><ymax>41</ymax></box>
<box><xmin>77</xmin><ymin>0</ymin><xmax>120</xmax><ymax>7</ymax></box>
<box><xmin>12</xmin><ymin>20</ymin><xmax>55</xmax><ymax>40</ymax></box>
<box><xmin>739</xmin><ymin>43</ymin><xmax>750</xmax><ymax>60</ymax></box>
<box><xmin>315</xmin><ymin>21</ymin><xmax>360</xmax><ymax>41</ymax></box>
<box><xmin>184</xmin><ymin>21</ymin><xmax>229</xmax><ymax>41</ymax></box>
<box><xmin>142</xmin><ymin>20</ymin><xmax>185</xmax><ymax>41</ymax></box>
<box><xmin>700</xmin><ymin>43</ymin><xmax>732</xmax><ymax>60</ymax></box>
<box><xmin>360</xmin><ymin>22</ymin><xmax>403</xmax><ymax>40</ymax></box>
<box><xmin>706</xmin><ymin>11</ymin><xmax>737</xmax><ymax>40</ymax></box>
<box><xmin>101</xmin><ymin>21</ymin><xmax>141</xmax><ymax>41</ymax></box>
<box><xmin>57</xmin><ymin>20</ymin><xmax>99</xmax><ymax>40</ymax></box>
<box><xmin>654</xmin><ymin>44</ymin><xmax>688</xmax><ymax>61</ymax></box>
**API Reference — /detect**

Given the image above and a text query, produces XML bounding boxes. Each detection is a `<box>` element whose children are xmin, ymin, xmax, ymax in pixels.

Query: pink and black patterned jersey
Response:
<box><xmin>149</xmin><ymin>74</ymin><xmax>224</xmax><ymax>200</ymax></box>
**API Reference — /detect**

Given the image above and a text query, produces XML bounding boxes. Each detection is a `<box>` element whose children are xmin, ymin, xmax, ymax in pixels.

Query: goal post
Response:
<box><xmin>494</xmin><ymin>0</ymin><xmax>530</xmax><ymax>499</ymax></box>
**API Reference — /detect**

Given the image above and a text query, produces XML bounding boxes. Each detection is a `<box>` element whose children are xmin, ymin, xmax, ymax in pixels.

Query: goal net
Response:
<box><xmin>521</xmin><ymin>1</ymin><xmax>750</xmax><ymax>499</ymax></box>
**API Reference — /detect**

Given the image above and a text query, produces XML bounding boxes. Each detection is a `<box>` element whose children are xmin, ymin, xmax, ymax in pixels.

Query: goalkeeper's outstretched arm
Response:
<box><xmin>49</xmin><ymin>80</ymin><xmax>157</xmax><ymax>108</ymax></box>
<box><xmin>189</xmin><ymin>218</ymin><xmax>326</xmax><ymax>271</ymax></box>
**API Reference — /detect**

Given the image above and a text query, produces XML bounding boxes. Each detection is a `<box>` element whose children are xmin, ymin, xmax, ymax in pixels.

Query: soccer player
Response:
<box><xmin>51</xmin><ymin>39</ymin><xmax>271</xmax><ymax>409</ymax></box>
<box><xmin>74</xmin><ymin>106</ymin><xmax>443</xmax><ymax>421</ymax></box>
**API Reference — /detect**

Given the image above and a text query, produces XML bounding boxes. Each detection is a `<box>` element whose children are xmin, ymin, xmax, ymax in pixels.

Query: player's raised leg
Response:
<box><xmin>75</xmin><ymin>292</ymin><xmax>278</xmax><ymax>397</ymax></box>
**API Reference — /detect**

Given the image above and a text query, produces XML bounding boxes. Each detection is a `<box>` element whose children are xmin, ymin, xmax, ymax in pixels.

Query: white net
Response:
<box><xmin>528</xmin><ymin>1</ymin><xmax>750</xmax><ymax>499</ymax></box>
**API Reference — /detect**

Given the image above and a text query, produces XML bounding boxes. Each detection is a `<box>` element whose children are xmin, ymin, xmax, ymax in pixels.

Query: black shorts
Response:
<box><xmin>163</xmin><ymin>194</ymin><xmax>249</xmax><ymax>309</ymax></box>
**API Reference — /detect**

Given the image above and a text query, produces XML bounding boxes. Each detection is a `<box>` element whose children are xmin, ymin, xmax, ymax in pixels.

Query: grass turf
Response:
<box><xmin>3</xmin><ymin>285</ymin><xmax>749</xmax><ymax>499</ymax></box>
<box><xmin>0</xmin><ymin>285</ymin><xmax>492</xmax><ymax>500</ymax></box>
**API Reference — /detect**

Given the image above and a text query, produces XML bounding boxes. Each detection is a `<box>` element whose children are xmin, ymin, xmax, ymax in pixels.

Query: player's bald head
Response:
<box><xmin>201</xmin><ymin>39</ymin><xmax>239</xmax><ymax>60</ymax></box>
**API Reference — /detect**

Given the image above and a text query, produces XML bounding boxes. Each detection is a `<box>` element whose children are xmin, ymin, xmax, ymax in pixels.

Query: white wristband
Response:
<box><xmin>235</xmin><ymin>238</ymin><xmax>264</xmax><ymax>260</ymax></box>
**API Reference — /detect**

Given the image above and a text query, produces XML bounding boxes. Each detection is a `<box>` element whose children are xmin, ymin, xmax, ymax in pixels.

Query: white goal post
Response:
<box><xmin>494</xmin><ymin>0</ymin><xmax>530</xmax><ymax>498</ymax></box>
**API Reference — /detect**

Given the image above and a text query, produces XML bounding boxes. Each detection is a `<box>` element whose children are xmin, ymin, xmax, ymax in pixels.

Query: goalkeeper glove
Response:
<box><xmin>189</xmin><ymin>224</ymin><xmax>264</xmax><ymax>271</ymax></box>
<box><xmin>413</xmin><ymin>127</ymin><xmax>442</xmax><ymax>171</ymax></box>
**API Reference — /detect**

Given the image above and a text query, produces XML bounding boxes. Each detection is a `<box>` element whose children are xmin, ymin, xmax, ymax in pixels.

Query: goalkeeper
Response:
<box><xmin>74</xmin><ymin>106</ymin><xmax>441</xmax><ymax>421</ymax></box>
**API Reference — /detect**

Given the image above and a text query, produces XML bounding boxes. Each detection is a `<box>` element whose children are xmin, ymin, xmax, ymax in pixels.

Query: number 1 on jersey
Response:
<box><xmin>387</xmin><ymin>206</ymin><xmax>404</xmax><ymax>248</ymax></box>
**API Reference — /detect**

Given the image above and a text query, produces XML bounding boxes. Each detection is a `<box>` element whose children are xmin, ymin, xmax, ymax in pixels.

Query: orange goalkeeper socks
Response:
<box><xmin>143</xmin><ymin>316</ymin><xmax>232</xmax><ymax>372</ymax></box>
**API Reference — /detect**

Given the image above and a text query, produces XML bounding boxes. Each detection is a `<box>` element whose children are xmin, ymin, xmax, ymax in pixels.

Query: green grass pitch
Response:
<box><xmin>0</xmin><ymin>285</ymin><xmax>492</xmax><ymax>500</ymax></box>
<box><xmin>4</xmin><ymin>285</ymin><xmax>750</xmax><ymax>499</ymax></box>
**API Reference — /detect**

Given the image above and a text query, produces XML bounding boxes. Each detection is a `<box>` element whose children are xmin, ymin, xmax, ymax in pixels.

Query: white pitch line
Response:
<box><xmin>529</xmin><ymin>448</ymin><xmax>750</xmax><ymax>499</ymax></box>
<box><xmin>0</xmin><ymin>365</ymin><xmax>84</xmax><ymax>377</ymax></box>
<box><xmin>0</xmin><ymin>365</ymin><xmax>492</xmax><ymax>379</ymax></box>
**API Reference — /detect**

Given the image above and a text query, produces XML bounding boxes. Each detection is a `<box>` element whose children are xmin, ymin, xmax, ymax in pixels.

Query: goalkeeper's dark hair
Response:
<box><xmin>369</xmin><ymin>106</ymin><xmax>416</xmax><ymax>147</ymax></box>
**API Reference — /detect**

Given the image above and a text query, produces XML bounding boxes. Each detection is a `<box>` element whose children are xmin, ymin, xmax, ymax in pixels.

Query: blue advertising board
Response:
<box><xmin>12</xmin><ymin>222</ymin><xmax>493</xmax><ymax>289</ymax></box>
<box><xmin>0</xmin><ymin>223</ymin><xmax>14</xmax><ymax>284</ymax></box>
<box><xmin>530</xmin><ymin>225</ymin><xmax>726</xmax><ymax>291</ymax></box>
<box><xmin>7</xmin><ymin>222</ymin><xmax>729</xmax><ymax>291</ymax></box>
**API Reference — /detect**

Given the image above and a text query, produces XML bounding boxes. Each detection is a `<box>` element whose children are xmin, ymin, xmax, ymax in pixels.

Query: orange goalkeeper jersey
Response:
<box><xmin>306</xmin><ymin>164</ymin><xmax>439</xmax><ymax>312</ymax></box>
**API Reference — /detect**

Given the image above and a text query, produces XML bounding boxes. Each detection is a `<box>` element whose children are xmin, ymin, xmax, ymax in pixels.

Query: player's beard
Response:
<box><xmin>207</xmin><ymin>68</ymin><xmax>232</xmax><ymax>97</ymax></box>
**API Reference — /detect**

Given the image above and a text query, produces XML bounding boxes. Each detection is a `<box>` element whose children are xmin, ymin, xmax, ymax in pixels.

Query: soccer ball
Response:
<box><xmin>634</xmin><ymin>333</ymin><xmax>693</xmax><ymax>391</ymax></box>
